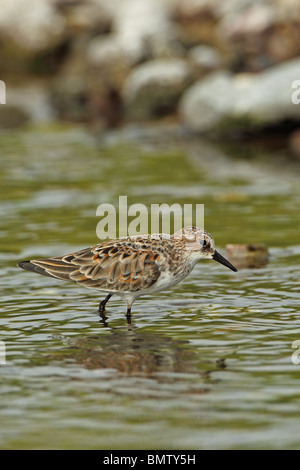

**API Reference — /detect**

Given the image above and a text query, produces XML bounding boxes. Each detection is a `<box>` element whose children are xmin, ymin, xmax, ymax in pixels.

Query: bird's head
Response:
<box><xmin>173</xmin><ymin>226</ymin><xmax>238</xmax><ymax>272</ymax></box>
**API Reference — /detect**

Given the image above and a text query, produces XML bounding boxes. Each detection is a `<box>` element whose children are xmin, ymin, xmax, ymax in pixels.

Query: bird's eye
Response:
<box><xmin>200</xmin><ymin>239</ymin><xmax>207</xmax><ymax>247</ymax></box>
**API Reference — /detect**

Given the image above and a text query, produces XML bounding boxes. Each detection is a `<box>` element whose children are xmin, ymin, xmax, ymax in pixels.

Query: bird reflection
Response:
<box><xmin>64</xmin><ymin>322</ymin><xmax>226</xmax><ymax>383</ymax></box>
<box><xmin>98</xmin><ymin>309</ymin><xmax>132</xmax><ymax>328</ymax></box>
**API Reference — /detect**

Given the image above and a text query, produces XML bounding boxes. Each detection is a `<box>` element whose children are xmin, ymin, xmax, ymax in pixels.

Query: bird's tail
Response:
<box><xmin>18</xmin><ymin>257</ymin><xmax>76</xmax><ymax>282</ymax></box>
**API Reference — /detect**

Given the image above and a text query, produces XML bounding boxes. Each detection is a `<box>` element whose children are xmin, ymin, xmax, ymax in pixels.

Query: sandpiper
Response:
<box><xmin>18</xmin><ymin>226</ymin><xmax>237</xmax><ymax>319</ymax></box>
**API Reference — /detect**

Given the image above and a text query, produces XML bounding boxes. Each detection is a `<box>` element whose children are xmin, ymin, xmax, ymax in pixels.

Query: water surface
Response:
<box><xmin>0</xmin><ymin>123</ymin><xmax>299</xmax><ymax>449</ymax></box>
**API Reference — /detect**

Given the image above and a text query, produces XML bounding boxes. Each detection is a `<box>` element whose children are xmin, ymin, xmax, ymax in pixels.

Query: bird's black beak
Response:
<box><xmin>212</xmin><ymin>250</ymin><xmax>238</xmax><ymax>272</ymax></box>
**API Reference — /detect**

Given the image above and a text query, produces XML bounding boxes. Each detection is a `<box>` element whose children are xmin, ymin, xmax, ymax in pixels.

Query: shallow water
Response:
<box><xmin>0</xmin><ymin>123</ymin><xmax>300</xmax><ymax>449</ymax></box>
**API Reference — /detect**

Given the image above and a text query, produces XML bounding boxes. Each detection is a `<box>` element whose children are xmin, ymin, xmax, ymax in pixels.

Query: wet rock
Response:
<box><xmin>226</xmin><ymin>244</ymin><xmax>268</xmax><ymax>269</ymax></box>
<box><xmin>180</xmin><ymin>57</ymin><xmax>300</xmax><ymax>133</ymax></box>
<box><xmin>122</xmin><ymin>58</ymin><xmax>192</xmax><ymax>119</ymax></box>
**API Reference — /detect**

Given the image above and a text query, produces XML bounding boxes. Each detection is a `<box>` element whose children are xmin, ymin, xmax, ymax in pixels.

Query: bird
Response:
<box><xmin>18</xmin><ymin>226</ymin><xmax>237</xmax><ymax>320</ymax></box>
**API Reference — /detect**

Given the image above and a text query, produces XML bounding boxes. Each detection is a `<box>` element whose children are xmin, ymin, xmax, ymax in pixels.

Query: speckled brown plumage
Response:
<box><xmin>18</xmin><ymin>227</ymin><xmax>237</xmax><ymax>319</ymax></box>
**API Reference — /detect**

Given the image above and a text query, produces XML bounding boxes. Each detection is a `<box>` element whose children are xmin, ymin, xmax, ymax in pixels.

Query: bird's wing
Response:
<box><xmin>18</xmin><ymin>238</ymin><xmax>162</xmax><ymax>292</ymax></box>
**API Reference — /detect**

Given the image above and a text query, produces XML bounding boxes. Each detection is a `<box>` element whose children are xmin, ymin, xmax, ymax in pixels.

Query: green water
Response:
<box><xmin>0</xmin><ymin>123</ymin><xmax>299</xmax><ymax>449</ymax></box>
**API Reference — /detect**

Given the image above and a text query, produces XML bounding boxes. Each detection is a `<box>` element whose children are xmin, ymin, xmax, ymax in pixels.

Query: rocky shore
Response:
<box><xmin>0</xmin><ymin>0</ymin><xmax>300</xmax><ymax>144</ymax></box>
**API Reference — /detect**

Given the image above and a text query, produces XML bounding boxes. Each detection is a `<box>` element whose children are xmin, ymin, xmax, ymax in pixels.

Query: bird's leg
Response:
<box><xmin>126</xmin><ymin>303</ymin><xmax>132</xmax><ymax>324</ymax></box>
<box><xmin>98</xmin><ymin>293</ymin><xmax>112</xmax><ymax>315</ymax></box>
<box><xmin>99</xmin><ymin>313</ymin><xmax>109</xmax><ymax>328</ymax></box>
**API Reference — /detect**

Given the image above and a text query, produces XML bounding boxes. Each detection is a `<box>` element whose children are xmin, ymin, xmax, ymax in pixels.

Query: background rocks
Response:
<box><xmin>0</xmin><ymin>0</ymin><xmax>65</xmax><ymax>54</ymax></box>
<box><xmin>179</xmin><ymin>71</ymin><xmax>236</xmax><ymax>133</ymax></box>
<box><xmin>0</xmin><ymin>0</ymin><xmax>300</xmax><ymax>138</ymax></box>
<box><xmin>123</xmin><ymin>59</ymin><xmax>192</xmax><ymax>119</ymax></box>
<box><xmin>180</xmin><ymin>58</ymin><xmax>300</xmax><ymax>133</ymax></box>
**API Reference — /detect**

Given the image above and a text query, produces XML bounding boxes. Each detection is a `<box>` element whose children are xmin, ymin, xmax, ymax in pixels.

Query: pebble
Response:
<box><xmin>226</xmin><ymin>243</ymin><xmax>268</xmax><ymax>269</ymax></box>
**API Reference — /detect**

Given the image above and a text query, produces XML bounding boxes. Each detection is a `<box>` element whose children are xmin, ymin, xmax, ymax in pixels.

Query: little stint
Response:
<box><xmin>18</xmin><ymin>226</ymin><xmax>238</xmax><ymax>319</ymax></box>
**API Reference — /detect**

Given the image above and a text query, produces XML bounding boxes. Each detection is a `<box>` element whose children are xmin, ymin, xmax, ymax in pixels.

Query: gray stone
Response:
<box><xmin>87</xmin><ymin>0</ymin><xmax>178</xmax><ymax>69</ymax></box>
<box><xmin>123</xmin><ymin>58</ymin><xmax>192</xmax><ymax>119</ymax></box>
<box><xmin>0</xmin><ymin>0</ymin><xmax>65</xmax><ymax>53</ymax></box>
<box><xmin>234</xmin><ymin>58</ymin><xmax>300</xmax><ymax>125</ymax></box>
<box><xmin>111</xmin><ymin>0</ymin><xmax>176</xmax><ymax>64</ymax></box>
<box><xmin>226</xmin><ymin>244</ymin><xmax>268</xmax><ymax>269</ymax></box>
<box><xmin>179</xmin><ymin>71</ymin><xmax>237</xmax><ymax>132</ymax></box>
<box><xmin>180</xmin><ymin>58</ymin><xmax>300</xmax><ymax>132</ymax></box>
